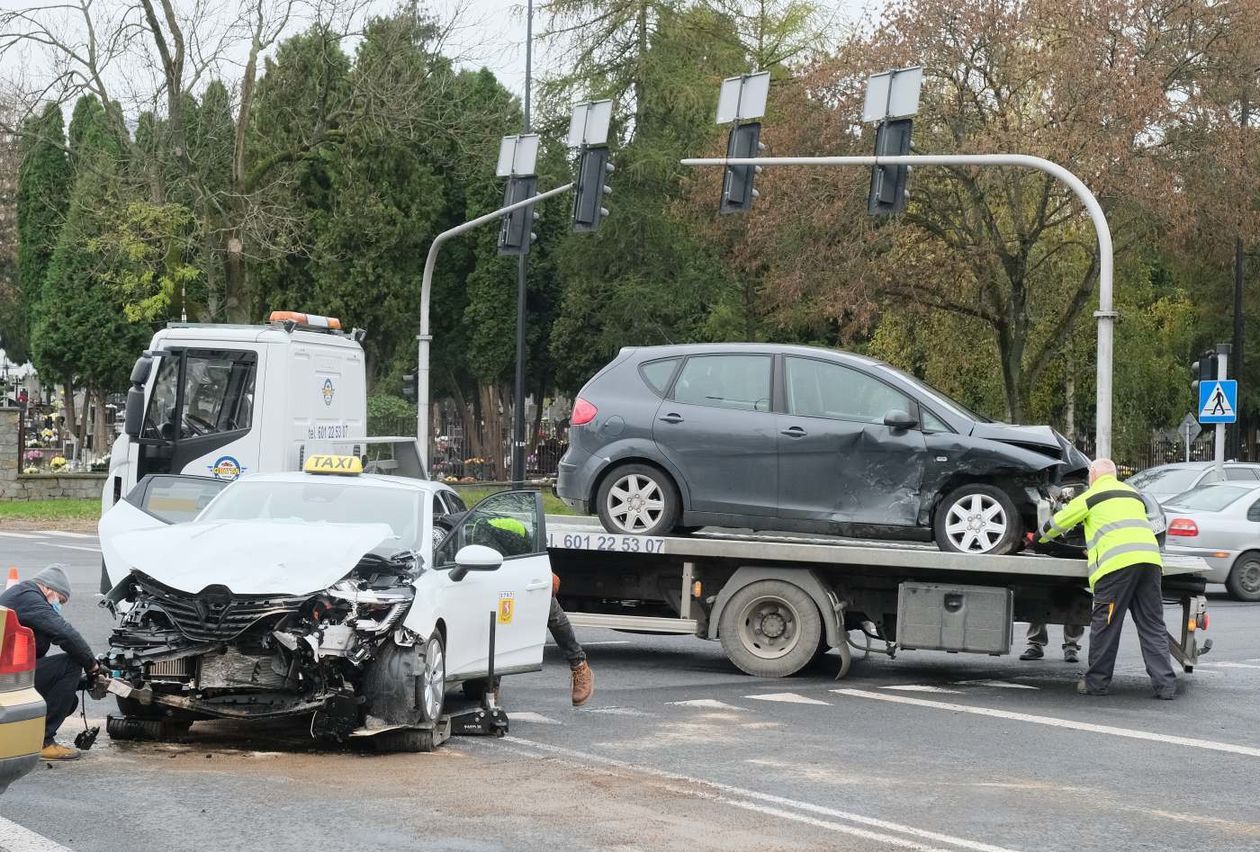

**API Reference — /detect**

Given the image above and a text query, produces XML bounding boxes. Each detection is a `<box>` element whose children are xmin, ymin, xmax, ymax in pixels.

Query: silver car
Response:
<box><xmin>1162</xmin><ymin>481</ymin><xmax>1260</xmax><ymax>601</ymax></box>
<box><xmin>1127</xmin><ymin>461</ymin><xmax>1260</xmax><ymax>504</ymax></box>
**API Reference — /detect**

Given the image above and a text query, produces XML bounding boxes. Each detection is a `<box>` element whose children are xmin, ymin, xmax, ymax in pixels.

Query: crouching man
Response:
<box><xmin>0</xmin><ymin>564</ymin><xmax>100</xmax><ymax>759</ymax></box>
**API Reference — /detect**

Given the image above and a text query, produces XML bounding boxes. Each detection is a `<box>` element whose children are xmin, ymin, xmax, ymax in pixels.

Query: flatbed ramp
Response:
<box><xmin>542</xmin><ymin>518</ymin><xmax>1211</xmax><ymax>677</ymax></box>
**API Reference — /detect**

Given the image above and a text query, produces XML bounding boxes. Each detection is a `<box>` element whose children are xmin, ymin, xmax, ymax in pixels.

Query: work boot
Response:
<box><xmin>570</xmin><ymin>660</ymin><xmax>594</xmax><ymax>707</ymax></box>
<box><xmin>40</xmin><ymin>742</ymin><xmax>80</xmax><ymax>761</ymax></box>
<box><xmin>1063</xmin><ymin>648</ymin><xmax>1080</xmax><ymax>664</ymax></box>
<box><xmin>1019</xmin><ymin>646</ymin><xmax>1044</xmax><ymax>661</ymax></box>
<box><xmin>1076</xmin><ymin>680</ymin><xmax>1108</xmax><ymax>696</ymax></box>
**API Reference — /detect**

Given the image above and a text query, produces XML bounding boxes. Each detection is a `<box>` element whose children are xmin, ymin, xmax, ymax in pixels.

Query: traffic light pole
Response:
<box><xmin>417</xmin><ymin>182</ymin><xmax>574</xmax><ymax>473</ymax></box>
<box><xmin>1215</xmin><ymin>346</ymin><xmax>1231</xmax><ymax>477</ymax></box>
<box><xmin>681</xmin><ymin>152</ymin><xmax>1117</xmax><ymax>459</ymax></box>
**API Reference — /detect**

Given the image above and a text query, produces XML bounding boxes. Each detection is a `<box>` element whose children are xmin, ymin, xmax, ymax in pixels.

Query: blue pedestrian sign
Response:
<box><xmin>1198</xmin><ymin>380</ymin><xmax>1238</xmax><ymax>424</ymax></box>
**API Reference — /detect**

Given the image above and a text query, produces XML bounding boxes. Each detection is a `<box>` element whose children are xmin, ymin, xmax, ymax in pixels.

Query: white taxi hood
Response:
<box><xmin>107</xmin><ymin>520</ymin><xmax>398</xmax><ymax>596</ymax></box>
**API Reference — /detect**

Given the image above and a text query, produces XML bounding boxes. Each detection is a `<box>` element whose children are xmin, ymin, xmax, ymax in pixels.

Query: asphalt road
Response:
<box><xmin>3</xmin><ymin>530</ymin><xmax>1259</xmax><ymax>852</ymax></box>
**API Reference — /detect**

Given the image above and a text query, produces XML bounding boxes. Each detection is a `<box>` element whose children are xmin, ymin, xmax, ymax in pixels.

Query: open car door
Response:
<box><xmin>420</xmin><ymin>491</ymin><xmax>552</xmax><ymax>679</ymax></box>
<box><xmin>99</xmin><ymin>474</ymin><xmax>229</xmax><ymax>590</ymax></box>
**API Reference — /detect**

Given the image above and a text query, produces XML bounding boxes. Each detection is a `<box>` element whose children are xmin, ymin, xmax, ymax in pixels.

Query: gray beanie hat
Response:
<box><xmin>33</xmin><ymin>564</ymin><xmax>72</xmax><ymax>601</ymax></box>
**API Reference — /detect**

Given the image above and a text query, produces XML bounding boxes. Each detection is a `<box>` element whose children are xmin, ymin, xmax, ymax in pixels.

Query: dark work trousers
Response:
<box><xmin>1085</xmin><ymin>563</ymin><xmax>1177</xmax><ymax>696</ymax></box>
<box><xmin>548</xmin><ymin>598</ymin><xmax>586</xmax><ymax>667</ymax></box>
<box><xmin>1026</xmin><ymin>623</ymin><xmax>1085</xmax><ymax>650</ymax></box>
<box><xmin>34</xmin><ymin>653</ymin><xmax>82</xmax><ymax>746</ymax></box>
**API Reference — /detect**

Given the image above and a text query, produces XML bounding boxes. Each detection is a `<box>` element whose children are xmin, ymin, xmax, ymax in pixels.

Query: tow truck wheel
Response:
<box><xmin>934</xmin><ymin>485</ymin><xmax>1022</xmax><ymax>555</ymax></box>
<box><xmin>718</xmin><ymin>580</ymin><xmax>822</xmax><ymax>678</ymax></box>
<box><xmin>1226</xmin><ymin>551</ymin><xmax>1260</xmax><ymax>602</ymax></box>
<box><xmin>596</xmin><ymin>464</ymin><xmax>680</xmax><ymax>536</ymax></box>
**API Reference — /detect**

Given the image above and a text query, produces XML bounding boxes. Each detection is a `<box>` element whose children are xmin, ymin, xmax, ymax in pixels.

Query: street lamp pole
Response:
<box><xmin>680</xmin><ymin>152</ymin><xmax>1117</xmax><ymax>459</ymax></box>
<box><xmin>510</xmin><ymin>0</ymin><xmax>534</xmax><ymax>487</ymax></box>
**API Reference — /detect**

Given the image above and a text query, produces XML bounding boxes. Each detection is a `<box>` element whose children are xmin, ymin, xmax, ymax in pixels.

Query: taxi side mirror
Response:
<box><xmin>449</xmin><ymin>544</ymin><xmax>503</xmax><ymax>582</ymax></box>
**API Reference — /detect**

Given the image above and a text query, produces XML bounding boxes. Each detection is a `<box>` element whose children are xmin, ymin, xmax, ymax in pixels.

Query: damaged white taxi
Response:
<box><xmin>95</xmin><ymin>455</ymin><xmax>551</xmax><ymax>751</ymax></box>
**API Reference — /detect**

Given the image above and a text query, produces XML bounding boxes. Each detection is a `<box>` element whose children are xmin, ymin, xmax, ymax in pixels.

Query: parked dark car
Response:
<box><xmin>556</xmin><ymin>344</ymin><xmax>1091</xmax><ymax>554</ymax></box>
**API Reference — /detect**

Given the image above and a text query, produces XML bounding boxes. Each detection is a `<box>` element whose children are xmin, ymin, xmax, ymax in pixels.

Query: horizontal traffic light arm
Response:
<box><xmin>680</xmin><ymin>151</ymin><xmax>1118</xmax><ymax>460</ymax></box>
<box><xmin>416</xmin><ymin>180</ymin><xmax>574</xmax><ymax>471</ymax></box>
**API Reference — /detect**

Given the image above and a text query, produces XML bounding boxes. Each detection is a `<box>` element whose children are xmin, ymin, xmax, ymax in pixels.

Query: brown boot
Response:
<box><xmin>40</xmin><ymin>742</ymin><xmax>80</xmax><ymax>761</ymax></box>
<box><xmin>570</xmin><ymin>660</ymin><xmax>594</xmax><ymax>706</ymax></box>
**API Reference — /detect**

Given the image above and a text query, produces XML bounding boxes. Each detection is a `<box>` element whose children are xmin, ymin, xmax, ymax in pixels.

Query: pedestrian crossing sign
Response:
<box><xmin>1198</xmin><ymin>380</ymin><xmax>1238</xmax><ymax>424</ymax></box>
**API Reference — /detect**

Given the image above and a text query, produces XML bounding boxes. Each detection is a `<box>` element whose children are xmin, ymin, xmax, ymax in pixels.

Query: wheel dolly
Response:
<box><xmin>425</xmin><ymin>610</ymin><xmax>511</xmax><ymax>749</ymax></box>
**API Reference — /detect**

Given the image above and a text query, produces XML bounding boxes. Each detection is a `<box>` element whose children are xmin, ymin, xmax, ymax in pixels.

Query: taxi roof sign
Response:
<box><xmin>303</xmin><ymin>454</ymin><xmax>363</xmax><ymax>475</ymax></box>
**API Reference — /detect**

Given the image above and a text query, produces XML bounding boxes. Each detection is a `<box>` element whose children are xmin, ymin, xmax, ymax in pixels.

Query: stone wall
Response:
<box><xmin>0</xmin><ymin>406</ymin><xmax>106</xmax><ymax>501</ymax></box>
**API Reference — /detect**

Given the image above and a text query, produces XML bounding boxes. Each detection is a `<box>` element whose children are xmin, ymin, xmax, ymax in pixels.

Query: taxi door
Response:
<box><xmin>425</xmin><ymin>491</ymin><xmax>551</xmax><ymax>679</ymax></box>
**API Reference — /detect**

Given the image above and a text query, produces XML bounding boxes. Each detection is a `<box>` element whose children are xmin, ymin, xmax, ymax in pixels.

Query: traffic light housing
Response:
<box><xmin>868</xmin><ymin>118</ymin><xmax>912</xmax><ymax>216</ymax></box>
<box><xmin>498</xmin><ymin>175</ymin><xmax>537</xmax><ymax>255</ymax></box>
<box><xmin>1191</xmin><ymin>348</ymin><xmax>1218</xmax><ymax>398</ymax></box>
<box><xmin>572</xmin><ymin>146</ymin><xmax>613</xmax><ymax>233</ymax></box>
<box><xmin>720</xmin><ymin>121</ymin><xmax>763</xmax><ymax>214</ymax></box>
<box><xmin>401</xmin><ymin>371</ymin><xmax>417</xmax><ymax>404</ymax></box>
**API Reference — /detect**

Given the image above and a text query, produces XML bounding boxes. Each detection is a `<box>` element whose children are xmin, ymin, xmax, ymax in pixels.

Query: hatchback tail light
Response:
<box><xmin>0</xmin><ymin>608</ymin><xmax>36</xmax><ymax>688</ymax></box>
<box><xmin>1167</xmin><ymin>518</ymin><xmax>1198</xmax><ymax>537</ymax></box>
<box><xmin>571</xmin><ymin>397</ymin><xmax>598</xmax><ymax>427</ymax></box>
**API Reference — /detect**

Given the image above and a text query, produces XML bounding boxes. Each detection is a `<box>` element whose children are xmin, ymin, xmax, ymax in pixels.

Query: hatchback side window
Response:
<box><xmin>672</xmin><ymin>355</ymin><xmax>771</xmax><ymax>412</ymax></box>
<box><xmin>1226</xmin><ymin>467</ymin><xmax>1259</xmax><ymax>481</ymax></box>
<box><xmin>920</xmin><ymin>408</ymin><xmax>952</xmax><ymax>433</ymax></box>
<box><xmin>785</xmin><ymin>357</ymin><xmax>911</xmax><ymax>424</ymax></box>
<box><xmin>1249</xmin><ymin>499</ymin><xmax>1260</xmax><ymax>523</ymax></box>
<box><xmin>640</xmin><ymin>358</ymin><xmax>680</xmax><ymax>396</ymax></box>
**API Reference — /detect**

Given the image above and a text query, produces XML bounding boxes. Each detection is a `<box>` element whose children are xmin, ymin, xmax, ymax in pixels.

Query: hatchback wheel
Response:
<box><xmin>596</xmin><ymin>464</ymin><xmax>680</xmax><ymax>536</ymax></box>
<box><xmin>934</xmin><ymin>484</ymin><xmax>1022</xmax><ymax>555</ymax></box>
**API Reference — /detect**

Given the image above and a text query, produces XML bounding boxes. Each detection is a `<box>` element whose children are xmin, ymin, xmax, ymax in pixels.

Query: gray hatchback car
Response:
<box><xmin>556</xmin><ymin>344</ymin><xmax>1090</xmax><ymax>554</ymax></box>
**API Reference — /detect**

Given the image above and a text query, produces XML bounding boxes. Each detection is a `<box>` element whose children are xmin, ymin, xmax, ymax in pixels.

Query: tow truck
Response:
<box><xmin>106</xmin><ymin>314</ymin><xmax>1212</xmax><ymax>681</ymax></box>
<box><xmin>545</xmin><ymin>519</ymin><xmax>1212</xmax><ymax>679</ymax></box>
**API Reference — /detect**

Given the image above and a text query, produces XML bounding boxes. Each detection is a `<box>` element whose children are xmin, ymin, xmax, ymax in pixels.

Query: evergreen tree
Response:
<box><xmin>9</xmin><ymin>104</ymin><xmax>69</xmax><ymax>364</ymax></box>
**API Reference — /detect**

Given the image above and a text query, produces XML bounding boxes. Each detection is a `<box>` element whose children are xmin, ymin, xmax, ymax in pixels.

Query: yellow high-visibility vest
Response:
<box><xmin>1038</xmin><ymin>474</ymin><xmax>1160</xmax><ymax>590</ymax></box>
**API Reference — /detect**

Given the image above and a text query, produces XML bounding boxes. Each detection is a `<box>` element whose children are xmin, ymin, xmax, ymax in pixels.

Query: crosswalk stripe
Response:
<box><xmin>579</xmin><ymin>706</ymin><xmax>650</xmax><ymax>716</ymax></box>
<box><xmin>833</xmin><ymin>688</ymin><xmax>1260</xmax><ymax>758</ymax></box>
<box><xmin>511</xmin><ymin>711</ymin><xmax>561</xmax><ymax>725</ymax></box>
<box><xmin>745</xmin><ymin>692</ymin><xmax>830</xmax><ymax>706</ymax></box>
<box><xmin>668</xmin><ymin>699</ymin><xmax>748</xmax><ymax>711</ymax></box>
<box><xmin>953</xmin><ymin>680</ymin><xmax>1039</xmax><ymax>690</ymax></box>
<box><xmin>1200</xmin><ymin>661</ymin><xmax>1260</xmax><ymax>670</ymax></box>
<box><xmin>882</xmin><ymin>685</ymin><xmax>964</xmax><ymax>694</ymax></box>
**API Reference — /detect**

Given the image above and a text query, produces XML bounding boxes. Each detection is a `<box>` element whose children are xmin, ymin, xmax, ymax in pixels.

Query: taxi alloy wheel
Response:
<box><xmin>421</xmin><ymin>635</ymin><xmax>446</xmax><ymax>723</ymax></box>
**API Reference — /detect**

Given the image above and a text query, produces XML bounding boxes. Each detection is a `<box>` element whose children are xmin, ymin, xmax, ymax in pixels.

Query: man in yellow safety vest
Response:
<box><xmin>1038</xmin><ymin>458</ymin><xmax>1177</xmax><ymax>699</ymax></box>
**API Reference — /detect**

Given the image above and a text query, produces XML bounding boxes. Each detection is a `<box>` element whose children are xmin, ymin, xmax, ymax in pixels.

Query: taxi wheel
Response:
<box><xmin>374</xmin><ymin>728</ymin><xmax>436</xmax><ymax>753</ymax></box>
<box><xmin>1226</xmin><ymin>552</ymin><xmax>1260</xmax><ymax>602</ymax></box>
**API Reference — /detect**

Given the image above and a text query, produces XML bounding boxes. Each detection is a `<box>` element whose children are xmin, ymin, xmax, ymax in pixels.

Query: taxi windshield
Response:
<box><xmin>199</xmin><ymin>481</ymin><xmax>420</xmax><ymax>546</ymax></box>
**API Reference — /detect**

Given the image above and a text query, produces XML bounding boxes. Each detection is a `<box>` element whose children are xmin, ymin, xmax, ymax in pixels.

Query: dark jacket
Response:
<box><xmin>0</xmin><ymin>580</ymin><xmax>95</xmax><ymax>669</ymax></box>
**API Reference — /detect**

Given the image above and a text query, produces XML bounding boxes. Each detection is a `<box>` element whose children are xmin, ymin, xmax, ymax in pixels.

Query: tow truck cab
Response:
<box><xmin>102</xmin><ymin>312</ymin><xmax>371</xmax><ymax>513</ymax></box>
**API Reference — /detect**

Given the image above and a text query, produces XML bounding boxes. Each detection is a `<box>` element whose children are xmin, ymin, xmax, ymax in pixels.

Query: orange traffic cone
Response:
<box><xmin>4</xmin><ymin>567</ymin><xmax>17</xmax><ymax>589</ymax></box>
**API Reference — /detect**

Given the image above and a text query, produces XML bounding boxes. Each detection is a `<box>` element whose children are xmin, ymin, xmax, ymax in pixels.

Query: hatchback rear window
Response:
<box><xmin>639</xmin><ymin>358</ymin><xmax>680</xmax><ymax>396</ymax></box>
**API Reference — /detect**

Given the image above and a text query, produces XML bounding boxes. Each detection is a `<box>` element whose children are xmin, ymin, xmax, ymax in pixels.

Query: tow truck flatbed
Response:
<box><xmin>543</xmin><ymin>518</ymin><xmax>1212</xmax><ymax>679</ymax></box>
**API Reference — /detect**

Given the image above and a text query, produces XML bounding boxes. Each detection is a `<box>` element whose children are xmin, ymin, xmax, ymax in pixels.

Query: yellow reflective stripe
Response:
<box><xmin>1096</xmin><ymin>541</ymin><xmax>1162</xmax><ymax>565</ymax></box>
<box><xmin>1087</xmin><ymin>519</ymin><xmax>1153</xmax><ymax>550</ymax></box>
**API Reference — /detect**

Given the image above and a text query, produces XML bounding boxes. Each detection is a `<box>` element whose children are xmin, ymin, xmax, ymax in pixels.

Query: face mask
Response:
<box><xmin>48</xmin><ymin>598</ymin><xmax>62</xmax><ymax>615</ymax></box>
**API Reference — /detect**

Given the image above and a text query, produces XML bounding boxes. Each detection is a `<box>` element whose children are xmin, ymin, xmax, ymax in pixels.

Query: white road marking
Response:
<box><xmin>1200</xmin><ymin>661</ymin><xmax>1260</xmax><ymax>670</ymax></box>
<box><xmin>573</xmin><ymin>640</ymin><xmax>632</xmax><ymax>646</ymax></box>
<box><xmin>579</xmin><ymin>706</ymin><xmax>650</xmax><ymax>716</ymax></box>
<box><xmin>882</xmin><ymin>685</ymin><xmax>965</xmax><ymax>694</ymax></box>
<box><xmin>500</xmin><ymin>735</ymin><xmax>1017</xmax><ymax>852</ymax></box>
<box><xmin>511</xmin><ymin>712</ymin><xmax>561</xmax><ymax>725</ymax></box>
<box><xmin>46</xmin><ymin>544</ymin><xmax>101</xmax><ymax>553</ymax></box>
<box><xmin>668</xmin><ymin>699</ymin><xmax>748</xmax><ymax>711</ymax></box>
<box><xmin>954</xmin><ymin>680</ymin><xmax>1040</xmax><ymax>690</ymax></box>
<box><xmin>745</xmin><ymin>692</ymin><xmax>830</xmax><ymax>706</ymax></box>
<box><xmin>0</xmin><ymin>531</ymin><xmax>45</xmax><ymax>539</ymax></box>
<box><xmin>44</xmin><ymin>532</ymin><xmax>94</xmax><ymax>539</ymax></box>
<box><xmin>833</xmin><ymin>688</ymin><xmax>1260</xmax><ymax>758</ymax></box>
<box><xmin>0</xmin><ymin>816</ymin><xmax>74</xmax><ymax>851</ymax></box>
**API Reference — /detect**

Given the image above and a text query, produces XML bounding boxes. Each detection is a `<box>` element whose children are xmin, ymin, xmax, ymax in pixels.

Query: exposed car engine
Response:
<box><xmin>100</xmin><ymin>549</ymin><xmax>424</xmax><ymax>739</ymax></box>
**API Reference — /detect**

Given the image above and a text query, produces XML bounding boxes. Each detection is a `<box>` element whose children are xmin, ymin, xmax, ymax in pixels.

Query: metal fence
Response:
<box><xmin>371</xmin><ymin>412</ymin><xmax>568</xmax><ymax>482</ymax></box>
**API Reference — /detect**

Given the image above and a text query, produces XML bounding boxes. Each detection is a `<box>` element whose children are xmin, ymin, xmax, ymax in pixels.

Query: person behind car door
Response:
<box><xmin>1019</xmin><ymin>623</ymin><xmax>1084</xmax><ymax>663</ymax></box>
<box><xmin>1038</xmin><ymin>459</ymin><xmax>1177</xmax><ymax>699</ymax></box>
<box><xmin>0</xmin><ymin>564</ymin><xmax>101</xmax><ymax>759</ymax></box>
